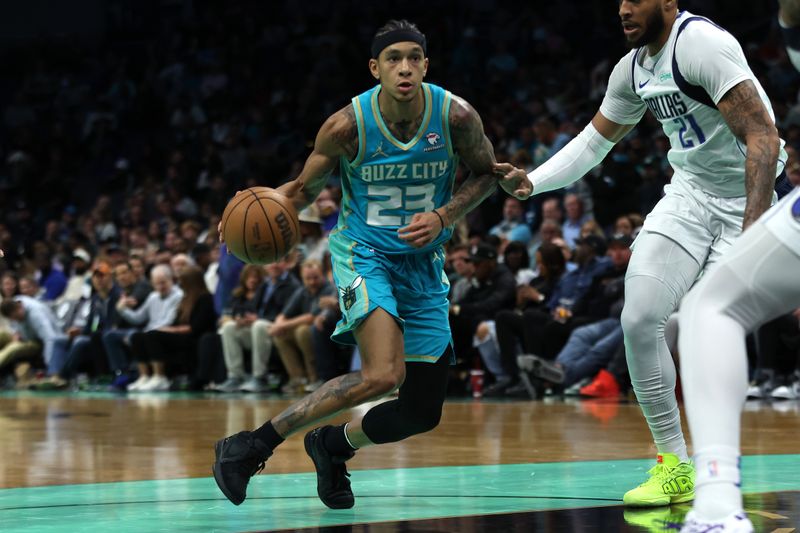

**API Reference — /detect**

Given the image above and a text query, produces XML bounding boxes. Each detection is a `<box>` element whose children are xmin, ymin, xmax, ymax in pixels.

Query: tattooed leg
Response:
<box><xmin>271</xmin><ymin>307</ymin><xmax>405</xmax><ymax>438</ymax></box>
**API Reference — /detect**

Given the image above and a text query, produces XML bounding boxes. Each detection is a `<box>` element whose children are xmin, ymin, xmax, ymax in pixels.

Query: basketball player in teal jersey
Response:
<box><xmin>213</xmin><ymin>20</ymin><xmax>501</xmax><ymax>509</ymax></box>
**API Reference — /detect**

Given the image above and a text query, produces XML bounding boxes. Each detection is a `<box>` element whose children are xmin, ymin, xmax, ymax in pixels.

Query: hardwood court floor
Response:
<box><xmin>0</xmin><ymin>391</ymin><xmax>798</xmax><ymax>532</ymax></box>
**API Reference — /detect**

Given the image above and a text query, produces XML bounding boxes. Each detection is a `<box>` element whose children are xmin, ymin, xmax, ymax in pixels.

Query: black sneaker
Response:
<box><xmin>304</xmin><ymin>426</ymin><xmax>355</xmax><ymax>509</ymax></box>
<box><xmin>212</xmin><ymin>431</ymin><xmax>272</xmax><ymax>505</ymax></box>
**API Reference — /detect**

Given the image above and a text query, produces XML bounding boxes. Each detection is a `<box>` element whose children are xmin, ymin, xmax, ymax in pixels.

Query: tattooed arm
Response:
<box><xmin>398</xmin><ymin>96</ymin><xmax>497</xmax><ymax>247</ymax></box>
<box><xmin>717</xmin><ymin>80</ymin><xmax>780</xmax><ymax>230</ymax></box>
<box><xmin>441</xmin><ymin>96</ymin><xmax>498</xmax><ymax>224</ymax></box>
<box><xmin>276</xmin><ymin>104</ymin><xmax>358</xmax><ymax>212</ymax></box>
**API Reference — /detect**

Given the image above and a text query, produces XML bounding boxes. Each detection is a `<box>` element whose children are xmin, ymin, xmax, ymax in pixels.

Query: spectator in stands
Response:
<box><xmin>32</xmin><ymin>261</ymin><xmax>122</xmax><ymax>389</ymax></box>
<box><xmin>518</xmin><ymin>235</ymin><xmax>632</xmax><ymax>394</ymax></box>
<box><xmin>271</xmin><ymin>259</ymin><xmax>336</xmax><ymax>393</ymax></box>
<box><xmin>580</xmin><ymin>219</ymin><xmax>606</xmax><ymax>240</ymax></box>
<box><xmin>33</xmin><ymin>249</ymin><xmax>67</xmax><ymax>301</ymax></box>
<box><xmin>216</xmin><ymin>258</ymin><xmax>301</xmax><ymax>392</ymax></box>
<box><xmin>170</xmin><ymin>253</ymin><xmax>195</xmax><ymax>276</ymax></box>
<box><xmin>0</xmin><ymin>272</ymin><xmax>19</xmax><ymax>332</ymax></box>
<box><xmin>19</xmin><ymin>276</ymin><xmax>44</xmax><ymax>300</ymax></box>
<box><xmin>489</xmin><ymin>197</ymin><xmax>532</xmax><ymax>249</ymax></box>
<box><xmin>484</xmin><ymin>243</ymin><xmax>567</xmax><ymax>396</ymax></box>
<box><xmin>114</xmin><ymin>264</ymin><xmax>183</xmax><ymax>390</ymax></box>
<box><xmin>296</xmin><ymin>206</ymin><xmax>328</xmax><ymax>263</ymax></box>
<box><xmin>562</xmin><ymin>194</ymin><xmax>592</xmax><ymax>249</ymax></box>
<box><xmin>447</xmin><ymin>244</ymin><xmax>474</xmax><ymax>304</ymax></box>
<box><xmin>0</xmin><ymin>295</ymin><xmax>68</xmax><ymax>378</ymax></box>
<box><xmin>503</xmin><ymin>240</ymin><xmax>536</xmax><ymax>285</ymax></box>
<box><xmin>59</xmin><ymin>248</ymin><xmax>93</xmax><ymax>302</ymax></box>
<box><xmin>128</xmin><ymin>266</ymin><xmax>216</xmax><ymax>391</ymax></box>
<box><xmin>314</xmin><ymin>185</ymin><xmax>340</xmax><ymax>235</ymax></box>
<box><xmin>102</xmin><ymin>261</ymin><xmax>153</xmax><ymax>389</ymax></box>
<box><xmin>494</xmin><ymin>235</ymin><xmax>612</xmax><ymax>392</ymax></box>
<box><xmin>214</xmin><ymin>265</ymin><xmax>265</xmax><ymax>391</ymax></box>
<box><xmin>449</xmin><ymin>243</ymin><xmax>516</xmax><ymax>378</ymax></box>
<box><xmin>309</xmin><ymin>287</ymin><xmax>344</xmax><ymax>392</ymax></box>
<box><xmin>532</xmin><ymin>117</ymin><xmax>572</xmax><ymax>168</ymax></box>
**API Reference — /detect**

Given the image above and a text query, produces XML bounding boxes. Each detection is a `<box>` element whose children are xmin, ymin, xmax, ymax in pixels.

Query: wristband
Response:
<box><xmin>432</xmin><ymin>209</ymin><xmax>446</xmax><ymax>230</ymax></box>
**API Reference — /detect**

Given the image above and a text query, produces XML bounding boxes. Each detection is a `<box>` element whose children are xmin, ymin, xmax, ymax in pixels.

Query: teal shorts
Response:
<box><xmin>329</xmin><ymin>231</ymin><xmax>452</xmax><ymax>363</ymax></box>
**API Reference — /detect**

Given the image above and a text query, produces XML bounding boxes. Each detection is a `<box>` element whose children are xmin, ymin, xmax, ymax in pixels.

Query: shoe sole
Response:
<box><xmin>304</xmin><ymin>433</ymin><xmax>354</xmax><ymax>509</ymax></box>
<box><xmin>212</xmin><ymin>440</ymin><xmax>243</xmax><ymax>505</ymax></box>
<box><xmin>623</xmin><ymin>491</ymin><xmax>694</xmax><ymax>507</ymax></box>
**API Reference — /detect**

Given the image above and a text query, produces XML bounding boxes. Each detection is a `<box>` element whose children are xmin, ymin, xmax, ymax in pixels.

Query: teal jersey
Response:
<box><xmin>337</xmin><ymin>82</ymin><xmax>459</xmax><ymax>255</ymax></box>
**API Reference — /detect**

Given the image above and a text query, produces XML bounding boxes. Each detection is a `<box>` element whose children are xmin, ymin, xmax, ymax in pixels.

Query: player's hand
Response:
<box><xmin>276</xmin><ymin>179</ymin><xmax>304</xmax><ymax>211</ymax></box>
<box><xmin>398</xmin><ymin>211</ymin><xmax>444</xmax><ymax>248</ymax></box>
<box><xmin>494</xmin><ymin>162</ymin><xmax>533</xmax><ymax>200</ymax></box>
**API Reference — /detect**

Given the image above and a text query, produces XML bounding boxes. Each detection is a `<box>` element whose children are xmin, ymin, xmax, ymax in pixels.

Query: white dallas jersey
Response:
<box><xmin>600</xmin><ymin>11</ymin><xmax>786</xmax><ymax>198</ymax></box>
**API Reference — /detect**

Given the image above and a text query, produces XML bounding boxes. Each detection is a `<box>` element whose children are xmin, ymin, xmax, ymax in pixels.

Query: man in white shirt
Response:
<box><xmin>495</xmin><ymin>0</ymin><xmax>785</xmax><ymax>515</ymax></box>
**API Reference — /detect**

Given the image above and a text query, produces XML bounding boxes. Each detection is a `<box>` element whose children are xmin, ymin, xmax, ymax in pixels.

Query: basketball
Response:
<box><xmin>221</xmin><ymin>187</ymin><xmax>300</xmax><ymax>265</ymax></box>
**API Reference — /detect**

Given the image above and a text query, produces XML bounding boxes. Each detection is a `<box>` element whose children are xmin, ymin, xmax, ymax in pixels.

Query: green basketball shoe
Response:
<box><xmin>624</xmin><ymin>453</ymin><xmax>695</xmax><ymax>507</ymax></box>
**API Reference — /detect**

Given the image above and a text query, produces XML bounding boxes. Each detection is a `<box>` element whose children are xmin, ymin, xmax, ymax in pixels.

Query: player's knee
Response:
<box><xmin>410</xmin><ymin>404</ymin><xmax>443</xmax><ymax>434</ymax></box>
<box><xmin>621</xmin><ymin>295</ymin><xmax>664</xmax><ymax>339</ymax></box>
<box><xmin>365</xmin><ymin>368</ymin><xmax>405</xmax><ymax>397</ymax></box>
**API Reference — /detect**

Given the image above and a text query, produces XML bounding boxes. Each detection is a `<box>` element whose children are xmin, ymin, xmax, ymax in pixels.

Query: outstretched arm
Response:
<box><xmin>494</xmin><ymin>112</ymin><xmax>633</xmax><ymax>199</ymax></box>
<box><xmin>276</xmin><ymin>105</ymin><xmax>357</xmax><ymax>211</ymax></box>
<box><xmin>398</xmin><ymin>96</ymin><xmax>497</xmax><ymax>247</ymax></box>
<box><xmin>717</xmin><ymin>80</ymin><xmax>780</xmax><ymax>230</ymax></box>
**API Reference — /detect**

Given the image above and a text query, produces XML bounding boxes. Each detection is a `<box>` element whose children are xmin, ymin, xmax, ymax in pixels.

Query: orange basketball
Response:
<box><xmin>221</xmin><ymin>187</ymin><xmax>300</xmax><ymax>265</ymax></box>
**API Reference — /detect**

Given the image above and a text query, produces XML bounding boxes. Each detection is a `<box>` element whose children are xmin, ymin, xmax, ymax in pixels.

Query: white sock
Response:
<box><xmin>693</xmin><ymin>446</ymin><xmax>742</xmax><ymax>520</ymax></box>
<box><xmin>657</xmin><ymin>438</ymin><xmax>689</xmax><ymax>463</ymax></box>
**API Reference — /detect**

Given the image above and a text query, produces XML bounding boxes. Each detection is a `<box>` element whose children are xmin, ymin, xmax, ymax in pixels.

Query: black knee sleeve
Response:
<box><xmin>361</xmin><ymin>345</ymin><xmax>451</xmax><ymax>444</ymax></box>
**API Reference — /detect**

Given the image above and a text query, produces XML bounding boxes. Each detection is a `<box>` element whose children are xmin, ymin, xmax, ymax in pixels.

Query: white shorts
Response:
<box><xmin>762</xmin><ymin>185</ymin><xmax>800</xmax><ymax>258</ymax></box>
<box><xmin>634</xmin><ymin>178</ymin><xmax>776</xmax><ymax>269</ymax></box>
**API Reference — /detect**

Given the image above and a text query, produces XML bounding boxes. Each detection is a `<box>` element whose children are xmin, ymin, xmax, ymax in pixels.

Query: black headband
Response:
<box><xmin>371</xmin><ymin>30</ymin><xmax>427</xmax><ymax>59</ymax></box>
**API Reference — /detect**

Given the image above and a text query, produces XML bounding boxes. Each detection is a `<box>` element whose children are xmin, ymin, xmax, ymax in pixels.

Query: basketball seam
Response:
<box><xmin>260</xmin><ymin>196</ymin><xmax>298</xmax><ymax>260</ymax></box>
<box><xmin>241</xmin><ymin>199</ymin><xmax>256</xmax><ymax>264</ymax></box>
<box><xmin>221</xmin><ymin>193</ymin><xmax>255</xmax><ymax>236</ymax></box>
<box><xmin>249</xmin><ymin>190</ymin><xmax>280</xmax><ymax>263</ymax></box>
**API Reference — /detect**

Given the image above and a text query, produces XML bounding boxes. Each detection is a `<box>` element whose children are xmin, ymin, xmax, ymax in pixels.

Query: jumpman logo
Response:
<box><xmin>371</xmin><ymin>141</ymin><xmax>388</xmax><ymax>159</ymax></box>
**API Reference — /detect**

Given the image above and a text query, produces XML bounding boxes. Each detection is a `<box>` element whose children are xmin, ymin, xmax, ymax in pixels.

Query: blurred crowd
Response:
<box><xmin>0</xmin><ymin>0</ymin><xmax>797</xmax><ymax>400</ymax></box>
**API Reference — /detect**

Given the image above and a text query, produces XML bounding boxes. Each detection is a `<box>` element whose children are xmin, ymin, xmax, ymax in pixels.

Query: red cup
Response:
<box><xmin>470</xmin><ymin>369</ymin><xmax>485</xmax><ymax>399</ymax></box>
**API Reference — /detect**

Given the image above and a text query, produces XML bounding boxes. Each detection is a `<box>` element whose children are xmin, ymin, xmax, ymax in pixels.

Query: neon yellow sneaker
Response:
<box><xmin>623</xmin><ymin>453</ymin><xmax>695</xmax><ymax>507</ymax></box>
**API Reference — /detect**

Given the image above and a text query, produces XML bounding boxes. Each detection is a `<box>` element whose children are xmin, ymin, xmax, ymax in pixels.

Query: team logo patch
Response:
<box><xmin>423</xmin><ymin>132</ymin><xmax>446</xmax><ymax>152</ymax></box>
<box><xmin>339</xmin><ymin>275</ymin><xmax>363</xmax><ymax>311</ymax></box>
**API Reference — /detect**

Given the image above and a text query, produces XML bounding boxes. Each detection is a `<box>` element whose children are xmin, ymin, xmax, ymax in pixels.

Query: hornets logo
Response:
<box><xmin>339</xmin><ymin>275</ymin><xmax>363</xmax><ymax>311</ymax></box>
